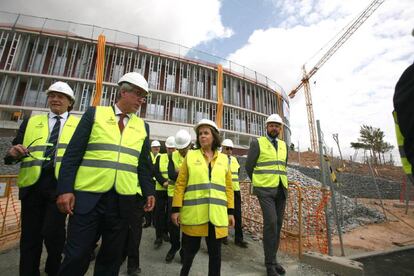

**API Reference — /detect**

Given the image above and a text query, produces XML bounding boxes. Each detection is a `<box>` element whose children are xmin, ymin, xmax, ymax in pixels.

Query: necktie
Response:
<box><xmin>118</xmin><ymin>113</ymin><xmax>127</xmax><ymax>133</ymax></box>
<box><xmin>272</xmin><ymin>139</ymin><xmax>277</xmax><ymax>149</ymax></box>
<box><xmin>43</xmin><ymin>115</ymin><xmax>61</xmax><ymax>169</ymax></box>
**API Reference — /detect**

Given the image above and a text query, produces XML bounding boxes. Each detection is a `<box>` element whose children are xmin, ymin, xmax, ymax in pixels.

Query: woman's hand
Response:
<box><xmin>171</xmin><ymin>212</ymin><xmax>180</xmax><ymax>226</ymax></box>
<box><xmin>228</xmin><ymin>215</ymin><xmax>235</xmax><ymax>227</ymax></box>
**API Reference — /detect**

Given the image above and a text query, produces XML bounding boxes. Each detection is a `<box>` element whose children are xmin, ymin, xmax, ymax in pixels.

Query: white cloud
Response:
<box><xmin>0</xmin><ymin>0</ymin><xmax>232</xmax><ymax>48</ymax></box>
<box><xmin>229</xmin><ymin>0</ymin><xmax>414</xmax><ymax>163</ymax></box>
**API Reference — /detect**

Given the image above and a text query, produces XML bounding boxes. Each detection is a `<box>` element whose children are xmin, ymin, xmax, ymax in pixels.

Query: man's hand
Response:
<box><xmin>144</xmin><ymin>195</ymin><xmax>155</xmax><ymax>212</ymax></box>
<box><xmin>56</xmin><ymin>193</ymin><xmax>75</xmax><ymax>215</ymax></box>
<box><xmin>162</xmin><ymin>181</ymin><xmax>169</xmax><ymax>188</ymax></box>
<box><xmin>8</xmin><ymin>144</ymin><xmax>28</xmax><ymax>160</ymax></box>
<box><xmin>171</xmin><ymin>212</ymin><xmax>180</xmax><ymax>226</ymax></box>
<box><xmin>228</xmin><ymin>215</ymin><xmax>235</xmax><ymax>227</ymax></box>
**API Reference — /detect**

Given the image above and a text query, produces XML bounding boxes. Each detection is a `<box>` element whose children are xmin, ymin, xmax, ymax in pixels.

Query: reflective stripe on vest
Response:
<box><xmin>17</xmin><ymin>114</ymin><xmax>79</xmax><ymax>188</ymax></box>
<box><xmin>393</xmin><ymin>111</ymin><xmax>413</xmax><ymax>183</ymax></box>
<box><xmin>156</xmin><ymin>153</ymin><xmax>169</xmax><ymax>191</ymax></box>
<box><xmin>230</xmin><ymin>156</ymin><xmax>240</xmax><ymax>191</ymax></box>
<box><xmin>252</xmin><ymin>137</ymin><xmax>288</xmax><ymax>189</ymax></box>
<box><xmin>180</xmin><ymin>149</ymin><xmax>229</xmax><ymax>227</ymax></box>
<box><xmin>74</xmin><ymin>106</ymin><xmax>147</xmax><ymax>195</ymax></box>
<box><xmin>167</xmin><ymin>150</ymin><xmax>185</xmax><ymax>197</ymax></box>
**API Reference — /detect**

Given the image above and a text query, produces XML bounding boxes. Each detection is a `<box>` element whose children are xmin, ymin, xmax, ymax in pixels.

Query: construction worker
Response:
<box><xmin>245</xmin><ymin>114</ymin><xmax>288</xmax><ymax>276</ymax></box>
<box><xmin>153</xmin><ymin>136</ymin><xmax>176</xmax><ymax>249</ymax></box>
<box><xmin>221</xmin><ymin>139</ymin><xmax>248</xmax><ymax>248</ymax></box>
<box><xmin>393</xmin><ymin>59</ymin><xmax>414</xmax><ymax>185</ymax></box>
<box><xmin>4</xmin><ymin>81</ymin><xmax>79</xmax><ymax>276</ymax></box>
<box><xmin>171</xmin><ymin>119</ymin><xmax>235</xmax><ymax>276</ymax></box>
<box><xmin>143</xmin><ymin>140</ymin><xmax>161</xmax><ymax>228</ymax></box>
<box><xmin>56</xmin><ymin>72</ymin><xmax>155</xmax><ymax>276</ymax></box>
<box><xmin>165</xmin><ymin>129</ymin><xmax>192</xmax><ymax>263</ymax></box>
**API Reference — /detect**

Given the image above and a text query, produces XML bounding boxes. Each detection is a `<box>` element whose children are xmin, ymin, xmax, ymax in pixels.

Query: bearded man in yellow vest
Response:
<box><xmin>245</xmin><ymin>114</ymin><xmax>288</xmax><ymax>276</ymax></box>
<box><xmin>221</xmin><ymin>138</ymin><xmax>248</xmax><ymax>248</ymax></box>
<box><xmin>4</xmin><ymin>81</ymin><xmax>79</xmax><ymax>276</ymax></box>
<box><xmin>56</xmin><ymin>72</ymin><xmax>155</xmax><ymax>276</ymax></box>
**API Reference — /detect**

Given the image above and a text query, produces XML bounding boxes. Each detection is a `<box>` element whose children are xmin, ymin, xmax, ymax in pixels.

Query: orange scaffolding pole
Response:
<box><xmin>92</xmin><ymin>34</ymin><xmax>106</xmax><ymax>106</ymax></box>
<box><xmin>215</xmin><ymin>64</ymin><xmax>223</xmax><ymax>129</ymax></box>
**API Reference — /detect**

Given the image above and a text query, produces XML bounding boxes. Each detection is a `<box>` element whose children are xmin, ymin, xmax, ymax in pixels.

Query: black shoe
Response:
<box><xmin>127</xmin><ymin>267</ymin><xmax>141</xmax><ymax>276</ymax></box>
<box><xmin>235</xmin><ymin>240</ymin><xmax>248</xmax><ymax>248</ymax></box>
<box><xmin>154</xmin><ymin>238</ymin><xmax>162</xmax><ymax>249</ymax></box>
<box><xmin>266</xmin><ymin>267</ymin><xmax>279</xmax><ymax>276</ymax></box>
<box><xmin>275</xmin><ymin>263</ymin><xmax>286</xmax><ymax>275</ymax></box>
<box><xmin>163</xmin><ymin>233</ymin><xmax>170</xmax><ymax>242</ymax></box>
<box><xmin>222</xmin><ymin>237</ymin><xmax>228</xmax><ymax>245</ymax></box>
<box><xmin>165</xmin><ymin>249</ymin><xmax>177</xmax><ymax>263</ymax></box>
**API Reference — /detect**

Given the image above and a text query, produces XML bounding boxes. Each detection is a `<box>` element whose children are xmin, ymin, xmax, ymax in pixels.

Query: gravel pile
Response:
<box><xmin>240</xmin><ymin>163</ymin><xmax>386</xmax><ymax>239</ymax></box>
<box><xmin>289</xmin><ymin>164</ymin><xmax>401</xmax><ymax>199</ymax></box>
<box><xmin>0</xmin><ymin>137</ymin><xmax>20</xmax><ymax>175</ymax></box>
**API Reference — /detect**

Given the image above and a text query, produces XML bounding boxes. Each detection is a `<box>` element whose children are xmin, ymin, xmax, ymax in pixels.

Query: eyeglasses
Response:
<box><xmin>224</xmin><ymin>147</ymin><xmax>233</xmax><ymax>151</ymax></box>
<box><xmin>23</xmin><ymin>137</ymin><xmax>54</xmax><ymax>161</ymax></box>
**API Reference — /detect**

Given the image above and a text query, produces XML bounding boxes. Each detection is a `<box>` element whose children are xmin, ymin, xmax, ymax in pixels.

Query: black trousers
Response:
<box><xmin>234</xmin><ymin>191</ymin><xmax>244</xmax><ymax>242</ymax></box>
<box><xmin>58</xmin><ymin>189</ymin><xmax>130</xmax><ymax>276</ymax></box>
<box><xmin>154</xmin><ymin>190</ymin><xmax>168</xmax><ymax>239</ymax></box>
<box><xmin>125</xmin><ymin>195</ymin><xmax>146</xmax><ymax>271</ymax></box>
<box><xmin>257</xmin><ymin>185</ymin><xmax>286</xmax><ymax>268</ymax></box>
<box><xmin>180</xmin><ymin>223</ymin><xmax>222</xmax><ymax>276</ymax></box>
<box><xmin>19</xmin><ymin>169</ymin><xmax>66</xmax><ymax>276</ymax></box>
<box><xmin>167</xmin><ymin>197</ymin><xmax>180</xmax><ymax>251</ymax></box>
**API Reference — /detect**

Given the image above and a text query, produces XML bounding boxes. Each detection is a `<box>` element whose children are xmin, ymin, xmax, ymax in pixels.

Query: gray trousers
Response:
<box><xmin>256</xmin><ymin>185</ymin><xmax>286</xmax><ymax>268</ymax></box>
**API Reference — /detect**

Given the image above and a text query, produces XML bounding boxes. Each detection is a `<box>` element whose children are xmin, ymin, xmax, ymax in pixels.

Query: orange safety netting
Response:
<box><xmin>215</xmin><ymin>64</ymin><xmax>223</xmax><ymax>128</ymax></box>
<box><xmin>92</xmin><ymin>34</ymin><xmax>106</xmax><ymax>106</ymax></box>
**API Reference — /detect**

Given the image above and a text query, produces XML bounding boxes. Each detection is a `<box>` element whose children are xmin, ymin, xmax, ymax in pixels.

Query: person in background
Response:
<box><xmin>171</xmin><ymin>119</ymin><xmax>235</xmax><ymax>276</ymax></box>
<box><xmin>165</xmin><ymin>129</ymin><xmax>192</xmax><ymax>263</ymax></box>
<box><xmin>221</xmin><ymin>139</ymin><xmax>248</xmax><ymax>248</ymax></box>
<box><xmin>153</xmin><ymin>136</ymin><xmax>176</xmax><ymax>249</ymax></box>
<box><xmin>4</xmin><ymin>81</ymin><xmax>79</xmax><ymax>276</ymax></box>
<box><xmin>245</xmin><ymin>114</ymin><xmax>288</xmax><ymax>276</ymax></box>
<box><xmin>56</xmin><ymin>72</ymin><xmax>155</xmax><ymax>276</ymax></box>
<box><xmin>144</xmin><ymin>141</ymin><xmax>161</xmax><ymax>228</ymax></box>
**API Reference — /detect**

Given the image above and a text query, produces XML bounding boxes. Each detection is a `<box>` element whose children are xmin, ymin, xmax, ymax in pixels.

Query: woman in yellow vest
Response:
<box><xmin>172</xmin><ymin>119</ymin><xmax>234</xmax><ymax>276</ymax></box>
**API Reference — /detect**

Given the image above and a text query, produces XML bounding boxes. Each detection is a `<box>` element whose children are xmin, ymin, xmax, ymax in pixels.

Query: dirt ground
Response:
<box><xmin>288</xmin><ymin>151</ymin><xmax>406</xmax><ymax>183</ymax></box>
<box><xmin>332</xmin><ymin>199</ymin><xmax>414</xmax><ymax>255</ymax></box>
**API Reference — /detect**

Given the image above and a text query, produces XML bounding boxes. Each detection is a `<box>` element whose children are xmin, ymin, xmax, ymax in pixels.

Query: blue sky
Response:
<box><xmin>1</xmin><ymin>0</ymin><xmax>413</xmax><ymax>163</ymax></box>
<box><xmin>196</xmin><ymin>0</ymin><xmax>281</xmax><ymax>57</ymax></box>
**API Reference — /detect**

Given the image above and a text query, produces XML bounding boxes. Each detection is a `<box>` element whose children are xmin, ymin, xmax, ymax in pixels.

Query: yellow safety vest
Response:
<box><xmin>252</xmin><ymin>137</ymin><xmax>288</xmax><ymax>189</ymax></box>
<box><xmin>230</xmin><ymin>156</ymin><xmax>240</xmax><ymax>191</ymax></box>
<box><xmin>180</xmin><ymin>149</ymin><xmax>229</xmax><ymax>227</ymax></box>
<box><xmin>393</xmin><ymin>111</ymin><xmax>413</xmax><ymax>183</ymax></box>
<box><xmin>155</xmin><ymin>153</ymin><xmax>168</xmax><ymax>191</ymax></box>
<box><xmin>151</xmin><ymin>152</ymin><xmax>159</xmax><ymax>163</ymax></box>
<box><xmin>17</xmin><ymin>114</ymin><xmax>79</xmax><ymax>188</ymax></box>
<box><xmin>167</xmin><ymin>151</ymin><xmax>185</xmax><ymax>197</ymax></box>
<box><xmin>74</xmin><ymin>106</ymin><xmax>147</xmax><ymax>195</ymax></box>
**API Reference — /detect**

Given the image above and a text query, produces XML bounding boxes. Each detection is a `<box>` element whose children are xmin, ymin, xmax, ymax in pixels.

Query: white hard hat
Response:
<box><xmin>118</xmin><ymin>72</ymin><xmax>149</xmax><ymax>94</ymax></box>
<box><xmin>265</xmin><ymin>114</ymin><xmax>283</xmax><ymax>125</ymax></box>
<box><xmin>165</xmin><ymin>136</ymin><xmax>176</xmax><ymax>148</ymax></box>
<box><xmin>46</xmin><ymin>81</ymin><xmax>75</xmax><ymax>101</ymax></box>
<box><xmin>221</xmin><ymin>139</ymin><xmax>234</xmax><ymax>148</ymax></box>
<box><xmin>175</xmin><ymin>130</ymin><xmax>192</xmax><ymax>149</ymax></box>
<box><xmin>194</xmin><ymin>119</ymin><xmax>219</xmax><ymax>133</ymax></box>
<box><xmin>151</xmin><ymin>140</ymin><xmax>161</xmax><ymax>147</ymax></box>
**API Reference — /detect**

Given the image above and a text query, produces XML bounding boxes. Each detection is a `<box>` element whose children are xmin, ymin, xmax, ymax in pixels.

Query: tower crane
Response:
<box><xmin>289</xmin><ymin>0</ymin><xmax>385</xmax><ymax>152</ymax></box>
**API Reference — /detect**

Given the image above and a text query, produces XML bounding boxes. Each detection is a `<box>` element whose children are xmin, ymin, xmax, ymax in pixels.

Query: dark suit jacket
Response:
<box><xmin>394</xmin><ymin>63</ymin><xmax>414</xmax><ymax>174</ymax></box>
<box><xmin>57</xmin><ymin>106</ymin><xmax>154</xmax><ymax>214</ymax></box>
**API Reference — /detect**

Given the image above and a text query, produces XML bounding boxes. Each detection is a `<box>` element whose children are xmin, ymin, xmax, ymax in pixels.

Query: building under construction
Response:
<box><xmin>0</xmin><ymin>12</ymin><xmax>290</xmax><ymax>149</ymax></box>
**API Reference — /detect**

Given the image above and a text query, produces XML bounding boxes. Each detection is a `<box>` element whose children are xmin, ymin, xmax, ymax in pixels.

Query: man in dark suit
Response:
<box><xmin>56</xmin><ymin>72</ymin><xmax>155</xmax><ymax>276</ymax></box>
<box><xmin>4</xmin><ymin>81</ymin><xmax>79</xmax><ymax>276</ymax></box>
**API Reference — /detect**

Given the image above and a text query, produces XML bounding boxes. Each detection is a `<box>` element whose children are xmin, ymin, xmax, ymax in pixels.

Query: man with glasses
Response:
<box><xmin>245</xmin><ymin>114</ymin><xmax>288</xmax><ymax>276</ymax></box>
<box><xmin>4</xmin><ymin>81</ymin><xmax>79</xmax><ymax>276</ymax></box>
<box><xmin>56</xmin><ymin>72</ymin><xmax>155</xmax><ymax>276</ymax></box>
<box><xmin>221</xmin><ymin>139</ymin><xmax>248</xmax><ymax>248</ymax></box>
